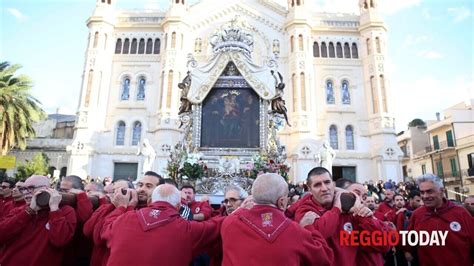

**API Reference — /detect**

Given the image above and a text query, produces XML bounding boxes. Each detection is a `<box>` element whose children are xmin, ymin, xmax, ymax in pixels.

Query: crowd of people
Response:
<box><xmin>0</xmin><ymin>168</ymin><xmax>473</xmax><ymax>266</ymax></box>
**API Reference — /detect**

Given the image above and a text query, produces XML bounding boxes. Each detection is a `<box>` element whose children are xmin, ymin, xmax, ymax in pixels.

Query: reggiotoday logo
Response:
<box><xmin>339</xmin><ymin>230</ymin><xmax>449</xmax><ymax>247</ymax></box>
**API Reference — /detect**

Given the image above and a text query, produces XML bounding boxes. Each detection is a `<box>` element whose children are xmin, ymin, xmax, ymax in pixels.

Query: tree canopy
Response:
<box><xmin>0</xmin><ymin>62</ymin><xmax>46</xmax><ymax>155</ymax></box>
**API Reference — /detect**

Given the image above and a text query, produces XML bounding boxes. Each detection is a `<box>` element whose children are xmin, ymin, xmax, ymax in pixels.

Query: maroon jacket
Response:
<box><xmin>294</xmin><ymin>196</ymin><xmax>386</xmax><ymax>266</ymax></box>
<box><xmin>374</xmin><ymin>202</ymin><xmax>396</xmax><ymax>222</ymax></box>
<box><xmin>408</xmin><ymin>199</ymin><xmax>474</xmax><ymax>266</ymax></box>
<box><xmin>102</xmin><ymin>201</ymin><xmax>224</xmax><ymax>266</ymax></box>
<box><xmin>83</xmin><ymin>202</ymin><xmax>115</xmax><ymax>266</ymax></box>
<box><xmin>222</xmin><ymin>205</ymin><xmax>334</xmax><ymax>266</ymax></box>
<box><xmin>189</xmin><ymin>200</ymin><xmax>213</xmax><ymax>220</ymax></box>
<box><xmin>0</xmin><ymin>205</ymin><xmax>76</xmax><ymax>266</ymax></box>
<box><xmin>0</xmin><ymin>199</ymin><xmax>25</xmax><ymax>219</ymax></box>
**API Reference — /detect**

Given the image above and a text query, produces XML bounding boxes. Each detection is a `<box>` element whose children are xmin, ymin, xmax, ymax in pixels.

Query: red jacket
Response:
<box><xmin>189</xmin><ymin>200</ymin><xmax>213</xmax><ymax>220</ymax></box>
<box><xmin>356</xmin><ymin>219</ymin><xmax>394</xmax><ymax>266</ymax></box>
<box><xmin>221</xmin><ymin>205</ymin><xmax>334</xmax><ymax>266</ymax></box>
<box><xmin>102</xmin><ymin>201</ymin><xmax>224</xmax><ymax>266</ymax></box>
<box><xmin>0</xmin><ymin>205</ymin><xmax>76</xmax><ymax>266</ymax></box>
<box><xmin>374</xmin><ymin>202</ymin><xmax>396</xmax><ymax>222</ymax></box>
<box><xmin>83</xmin><ymin>203</ymin><xmax>115</xmax><ymax>266</ymax></box>
<box><xmin>62</xmin><ymin>192</ymin><xmax>94</xmax><ymax>265</ymax></box>
<box><xmin>0</xmin><ymin>199</ymin><xmax>25</xmax><ymax>219</ymax></box>
<box><xmin>408</xmin><ymin>199</ymin><xmax>474</xmax><ymax>266</ymax></box>
<box><xmin>294</xmin><ymin>196</ymin><xmax>386</xmax><ymax>266</ymax></box>
<box><xmin>285</xmin><ymin>193</ymin><xmax>312</xmax><ymax>219</ymax></box>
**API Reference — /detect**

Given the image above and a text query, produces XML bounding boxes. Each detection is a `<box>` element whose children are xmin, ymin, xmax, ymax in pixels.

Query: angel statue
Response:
<box><xmin>178</xmin><ymin>71</ymin><xmax>192</xmax><ymax>116</ymax></box>
<box><xmin>270</xmin><ymin>70</ymin><xmax>291</xmax><ymax>126</ymax></box>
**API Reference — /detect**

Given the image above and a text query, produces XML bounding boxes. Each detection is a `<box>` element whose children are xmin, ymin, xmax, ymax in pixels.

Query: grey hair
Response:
<box><xmin>225</xmin><ymin>184</ymin><xmax>248</xmax><ymax>200</ymax></box>
<box><xmin>251</xmin><ymin>173</ymin><xmax>288</xmax><ymax>205</ymax></box>
<box><xmin>415</xmin><ymin>174</ymin><xmax>444</xmax><ymax>188</ymax></box>
<box><xmin>152</xmin><ymin>184</ymin><xmax>180</xmax><ymax>207</ymax></box>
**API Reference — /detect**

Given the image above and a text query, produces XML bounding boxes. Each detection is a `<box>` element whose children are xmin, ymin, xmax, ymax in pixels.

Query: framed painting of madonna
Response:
<box><xmin>200</xmin><ymin>87</ymin><xmax>260</xmax><ymax>148</ymax></box>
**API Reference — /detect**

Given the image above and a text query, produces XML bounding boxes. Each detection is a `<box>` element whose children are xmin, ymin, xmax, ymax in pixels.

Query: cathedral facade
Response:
<box><xmin>68</xmin><ymin>0</ymin><xmax>403</xmax><ymax>184</ymax></box>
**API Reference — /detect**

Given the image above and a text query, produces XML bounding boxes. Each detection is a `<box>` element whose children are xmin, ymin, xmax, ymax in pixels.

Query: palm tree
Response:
<box><xmin>0</xmin><ymin>61</ymin><xmax>46</xmax><ymax>155</ymax></box>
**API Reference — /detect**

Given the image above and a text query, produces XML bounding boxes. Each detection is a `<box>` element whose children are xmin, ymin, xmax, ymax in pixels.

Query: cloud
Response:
<box><xmin>378</xmin><ymin>0</ymin><xmax>422</xmax><ymax>15</ymax></box>
<box><xmin>447</xmin><ymin>6</ymin><xmax>471</xmax><ymax>23</ymax></box>
<box><xmin>421</xmin><ymin>8</ymin><xmax>431</xmax><ymax>19</ymax></box>
<box><xmin>6</xmin><ymin>8</ymin><xmax>27</xmax><ymax>21</ymax></box>
<box><xmin>391</xmin><ymin>76</ymin><xmax>469</xmax><ymax>131</ymax></box>
<box><xmin>417</xmin><ymin>50</ymin><xmax>443</xmax><ymax>59</ymax></box>
<box><xmin>404</xmin><ymin>34</ymin><xmax>431</xmax><ymax>47</ymax></box>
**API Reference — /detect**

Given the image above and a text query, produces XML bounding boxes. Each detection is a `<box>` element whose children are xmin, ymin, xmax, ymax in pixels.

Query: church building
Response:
<box><xmin>68</xmin><ymin>0</ymin><xmax>403</xmax><ymax>184</ymax></box>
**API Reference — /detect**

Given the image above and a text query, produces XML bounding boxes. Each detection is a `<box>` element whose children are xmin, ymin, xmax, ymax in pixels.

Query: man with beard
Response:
<box><xmin>223</xmin><ymin>185</ymin><xmax>248</xmax><ymax>215</ymax></box>
<box><xmin>181</xmin><ymin>184</ymin><xmax>212</xmax><ymax>221</ymax></box>
<box><xmin>406</xmin><ymin>174</ymin><xmax>474</xmax><ymax>266</ymax></box>
<box><xmin>294</xmin><ymin>167</ymin><xmax>385</xmax><ymax>266</ymax></box>
<box><xmin>374</xmin><ymin>188</ymin><xmax>397</xmax><ymax>222</ymax></box>
<box><xmin>136</xmin><ymin>171</ymin><xmax>164</xmax><ymax>209</ymax></box>
<box><xmin>394</xmin><ymin>190</ymin><xmax>422</xmax><ymax>266</ymax></box>
<box><xmin>0</xmin><ymin>175</ymin><xmax>76</xmax><ymax>265</ymax></box>
<box><xmin>0</xmin><ymin>181</ymin><xmax>26</xmax><ymax>219</ymax></box>
<box><xmin>364</xmin><ymin>196</ymin><xmax>376</xmax><ymax>211</ymax></box>
<box><xmin>462</xmin><ymin>195</ymin><xmax>474</xmax><ymax>216</ymax></box>
<box><xmin>221</xmin><ymin>173</ymin><xmax>334</xmax><ymax>265</ymax></box>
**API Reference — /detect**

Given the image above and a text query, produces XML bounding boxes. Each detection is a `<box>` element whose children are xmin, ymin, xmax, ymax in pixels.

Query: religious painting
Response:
<box><xmin>201</xmin><ymin>87</ymin><xmax>260</xmax><ymax>148</ymax></box>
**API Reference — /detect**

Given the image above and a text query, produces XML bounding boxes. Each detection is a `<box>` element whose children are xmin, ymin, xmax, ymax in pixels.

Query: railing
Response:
<box><xmin>414</xmin><ymin>140</ymin><xmax>455</xmax><ymax>157</ymax></box>
<box><xmin>461</xmin><ymin>169</ymin><xmax>474</xmax><ymax>177</ymax></box>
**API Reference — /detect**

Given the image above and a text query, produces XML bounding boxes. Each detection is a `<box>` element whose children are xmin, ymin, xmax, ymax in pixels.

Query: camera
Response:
<box><xmin>404</xmin><ymin>210</ymin><xmax>413</xmax><ymax>218</ymax></box>
<box><xmin>121</xmin><ymin>188</ymin><xmax>133</xmax><ymax>200</ymax></box>
<box><xmin>36</xmin><ymin>191</ymin><xmax>51</xmax><ymax>208</ymax></box>
<box><xmin>340</xmin><ymin>192</ymin><xmax>356</xmax><ymax>213</ymax></box>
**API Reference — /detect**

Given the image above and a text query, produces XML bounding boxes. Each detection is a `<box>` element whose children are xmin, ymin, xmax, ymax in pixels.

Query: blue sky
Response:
<box><xmin>1</xmin><ymin>0</ymin><xmax>473</xmax><ymax>132</ymax></box>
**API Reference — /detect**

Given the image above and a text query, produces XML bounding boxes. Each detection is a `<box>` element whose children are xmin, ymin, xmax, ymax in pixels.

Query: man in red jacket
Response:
<box><xmin>102</xmin><ymin>183</ymin><xmax>223</xmax><ymax>265</ymax></box>
<box><xmin>0</xmin><ymin>175</ymin><xmax>76</xmax><ymax>266</ymax></box>
<box><xmin>406</xmin><ymin>174</ymin><xmax>474</xmax><ymax>266</ymax></box>
<box><xmin>221</xmin><ymin>173</ymin><xmax>334</xmax><ymax>266</ymax></box>
<box><xmin>0</xmin><ymin>178</ymin><xmax>14</xmax><ymax>206</ymax></box>
<box><xmin>294</xmin><ymin>167</ymin><xmax>385</xmax><ymax>266</ymax></box>
<box><xmin>83</xmin><ymin>179</ymin><xmax>135</xmax><ymax>266</ymax></box>
<box><xmin>0</xmin><ymin>181</ymin><xmax>25</xmax><ymax>219</ymax></box>
<box><xmin>374</xmin><ymin>188</ymin><xmax>397</xmax><ymax>222</ymax></box>
<box><xmin>348</xmin><ymin>183</ymin><xmax>392</xmax><ymax>266</ymax></box>
<box><xmin>181</xmin><ymin>184</ymin><xmax>212</xmax><ymax>221</ymax></box>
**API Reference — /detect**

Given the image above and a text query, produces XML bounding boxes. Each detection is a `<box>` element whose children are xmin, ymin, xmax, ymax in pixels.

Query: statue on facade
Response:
<box><xmin>270</xmin><ymin>70</ymin><xmax>291</xmax><ymax>126</ymax></box>
<box><xmin>318</xmin><ymin>141</ymin><xmax>336</xmax><ymax>174</ymax></box>
<box><xmin>178</xmin><ymin>71</ymin><xmax>192</xmax><ymax>116</ymax></box>
<box><xmin>137</xmin><ymin>138</ymin><xmax>156</xmax><ymax>174</ymax></box>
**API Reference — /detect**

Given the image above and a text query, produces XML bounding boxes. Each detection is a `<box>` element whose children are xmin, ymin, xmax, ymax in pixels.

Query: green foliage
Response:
<box><xmin>408</xmin><ymin>118</ymin><xmax>426</xmax><ymax>127</ymax></box>
<box><xmin>14</xmin><ymin>153</ymin><xmax>50</xmax><ymax>181</ymax></box>
<box><xmin>0</xmin><ymin>61</ymin><xmax>46</xmax><ymax>155</ymax></box>
<box><xmin>179</xmin><ymin>161</ymin><xmax>206</xmax><ymax>180</ymax></box>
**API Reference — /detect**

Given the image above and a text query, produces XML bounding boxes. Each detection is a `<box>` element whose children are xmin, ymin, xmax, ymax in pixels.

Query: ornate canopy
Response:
<box><xmin>186</xmin><ymin>18</ymin><xmax>277</xmax><ymax>104</ymax></box>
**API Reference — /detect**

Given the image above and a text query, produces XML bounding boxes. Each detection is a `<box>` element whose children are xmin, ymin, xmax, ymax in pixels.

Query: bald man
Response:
<box><xmin>0</xmin><ymin>175</ymin><xmax>76</xmax><ymax>266</ymax></box>
<box><xmin>101</xmin><ymin>184</ymin><xmax>224</xmax><ymax>265</ymax></box>
<box><xmin>221</xmin><ymin>173</ymin><xmax>334</xmax><ymax>266</ymax></box>
<box><xmin>348</xmin><ymin>183</ymin><xmax>393</xmax><ymax>266</ymax></box>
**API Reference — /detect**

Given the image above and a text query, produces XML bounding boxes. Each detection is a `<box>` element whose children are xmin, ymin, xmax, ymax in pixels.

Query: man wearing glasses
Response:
<box><xmin>0</xmin><ymin>181</ymin><xmax>26</xmax><ymax>219</ymax></box>
<box><xmin>0</xmin><ymin>179</ymin><xmax>14</xmax><ymax>205</ymax></box>
<box><xmin>0</xmin><ymin>175</ymin><xmax>76</xmax><ymax>266</ymax></box>
<box><xmin>223</xmin><ymin>185</ymin><xmax>250</xmax><ymax>215</ymax></box>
